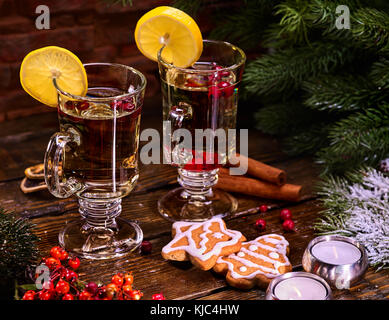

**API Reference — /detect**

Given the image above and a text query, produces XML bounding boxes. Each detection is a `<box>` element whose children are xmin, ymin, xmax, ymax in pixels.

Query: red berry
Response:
<box><xmin>105</xmin><ymin>283</ymin><xmax>118</xmax><ymax>299</ymax></box>
<box><xmin>122</xmin><ymin>283</ymin><xmax>133</xmax><ymax>295</ymax></box>
<box><xmin>50</xmin><ymin>246</ymin><xmax>63</xmax><ymax>259</ymax></box>
<box><xmin>141</xmin><ymin>240</ymin><xmax>152</xmax><ymax>254</ymax></box>
<box><xmin>38</xmin><ymin>290</ymin><xmax>52</xmax><ymax>300</ymax></box>
<box><xmin>282</xmin><ymin>219</ymin><xmax>295</xmax><ymax>232</ymax></box>
<box><xmin>255</xmin><ymin>219</ymin><xmax>266</xmax><ymax>232</ymax></box>
<box><xmin>45</xmin><ymin>257</ymin><xmax>61</xmax><ymax>270</ymax></box>
<box><xmin>152</xmin><ymin>293</ymin><xmax>165</xmax><ymax>300</ymax></box>
<box><xmin>62</xmin><ymin>293</ymin><xmax>74</xmax><ymax>300</ymax></box>
<box><xmin>124</xmin><ymin>273</ymin><xmax>134</xmax><ymax>285</ymax></box>
<box><xmin>22</xmin><ymin>291</ymin><xmax>36</xmax><ymax>300</ymax></box>
<box><xmin>110</xmin><ymin>99</ymin><xmax>122</xmax><ymax>110</ymax></box>
<box><xmin>68</xmin><ymin>257</ymin><xmax>80</xmax><ymax>270</ymax></box>
<box><xmin>76</xmin><ymin>101</ymin><xmax>89</xmax><ymax>111</ymax></box>
<box><xmin>217</xmin><ymin>81</ymin><xmax>234</xmax><ymax>97</ymax></box>
<box><xmin>59</xmin><ymin>250</ymin><xmax>68</xmax><ymax>261</ymax></box>
<box><xmin>85</xmin><ymin>282</ymin><xmax>98</xmax><ymax>295</ymax></box>
<box><xmin>260</xmin><ymin>205</ymin><xmax>268</xmax><ymax>213</ymax></box>
<box><xmin>79</xmin><ymin>290</ymin><xmax>92</xmax><ymax>300</ymax></box>
<box><xmin>208</xmin><ymin>85</ymin><xmax>222</xmax><ymax>98</ymax></box>
<box><xmin>122</xmin><ymin>100</ymin><xmax>135</xmax><ymax>112</ymax></box>
<box><xmin>129</xmin><ymin>289</ymin><xmax>143</xmax><ymax>300</ymax></box>
<box><xmin>55</xmin><ymin>279</ymin><xmax>70</xmax><ymax>294</ymax></box>
<box><xmin>65</xmin><ymin>269</ymin><xmax>78</xmax><ymax>282</ymax></box>
<box><xmin>111</xmin><ymin>273</ymin><xmax>124</xmax><ymax>287</ymax></box>
<box><xmin>280</xmin><ymin>209</ymin><xmax>292</xmax><ymax>221</ymax></box>
<box><xmin>64</xmin><ymin>101</ymin><xmax>75</xmax><ymax>110</ymax></box>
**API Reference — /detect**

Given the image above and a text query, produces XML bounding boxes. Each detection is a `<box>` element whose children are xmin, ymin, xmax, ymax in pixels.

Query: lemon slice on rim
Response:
<box><xmin>134</xmin><ymin>6</ymin><xmax>203</xmax><ymax>68</ymax></box>
<box><xmin>20</xmin><ymin>46</ymin><xmax>88</xmax><ymax>107</ymax></box>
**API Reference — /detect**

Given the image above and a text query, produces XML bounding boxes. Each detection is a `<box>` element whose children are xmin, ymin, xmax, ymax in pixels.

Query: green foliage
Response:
<box><xmin>243</xmin><ymin>42</ymin><xmax>355</xmax><ymax>98</ymax></box>
<box><xmin>0</xmin><ymin>208</ymin><xmax>39</xmax><ymax>280</ymax></box>
<box><xmin>317</xmin><ymin>106</ymin><xmax>389</xmax><ymax>175</ymax></box>
<box><xmin>235</xmin><ymin>0</ymin><xmax>389</xmax><ymax>175</ymax></box>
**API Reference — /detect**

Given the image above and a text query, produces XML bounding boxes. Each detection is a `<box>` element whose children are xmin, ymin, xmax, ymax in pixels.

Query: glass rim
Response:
<box><xmin>53</xmin><ymin>62</ymin><xmax>147</xmax><ymax>102</ymax></box>
<box><xmin>157</xmin><ymin>39</ymin><xmax>246</xmax><ymax>73</ymax></box>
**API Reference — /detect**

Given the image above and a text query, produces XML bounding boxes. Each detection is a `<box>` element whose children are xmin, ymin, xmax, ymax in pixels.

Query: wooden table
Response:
<box><xmin>1</xmin><ymin>97</ymin><xmax>388</xmax><ymax>300</ymax></box>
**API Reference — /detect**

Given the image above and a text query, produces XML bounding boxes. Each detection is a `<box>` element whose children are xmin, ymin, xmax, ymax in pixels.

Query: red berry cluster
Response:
<box><xmin>21</xmin><ymin>246</ymin><xmax>144</xmax><ymax>301</ymax></box>
<box><xmin>254</xmin><ymin>207</ymin><xmax>296</xmax><ymax>233</ymax></box>
<box><xmin>280</xmin><ymin>209</ymin><xmax>295</xmax><ymax>231</ymax></box>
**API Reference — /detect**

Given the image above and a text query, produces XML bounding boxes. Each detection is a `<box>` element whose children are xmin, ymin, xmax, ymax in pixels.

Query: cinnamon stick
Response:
<box><xmin>216</xmin><ymin>169</ymin><xmax>302</xmax><ymax>202</ymax></box>
<box><xmin>228</xmin><ymin>153</ymin><xmax>286</xmax><ymax>186</ymax></box>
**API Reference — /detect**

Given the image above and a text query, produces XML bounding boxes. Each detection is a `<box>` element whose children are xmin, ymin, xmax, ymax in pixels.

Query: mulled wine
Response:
<box><xmin>161</xmin><ymin>62</ymin><xmax>238</xmax><ymax>171</ymax></box>
<box><xmin>58</xmin><ymin>87</ymin><xmax>141</xmax><ymax>200</ymax></box>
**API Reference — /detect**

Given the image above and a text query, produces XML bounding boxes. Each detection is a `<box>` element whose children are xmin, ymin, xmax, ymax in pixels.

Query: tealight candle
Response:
<box><xmin>302</xmin><ymin>235</ymin><xmax>368</xmax><ymax>289</ymax></box>
<box><xmin>311</xmin><ymin>240</ymin><xmax>361</xmax><ymax>265</ymax></box>
<box><xmin>266</xmin><ymin>272</ymin><xmax>332</xmax><ymax>300</ymax></box>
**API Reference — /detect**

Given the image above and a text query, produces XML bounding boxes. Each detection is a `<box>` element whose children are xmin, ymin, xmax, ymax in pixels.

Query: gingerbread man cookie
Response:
<box><xmin>213</xmin><ymin>234</ymin><xmax>292</xmax><ymax>289</ymax></box>
<box><xmin>162</xmin><ymin>218</ymin><xmax>246</xmax><ymax>271</ymax></box>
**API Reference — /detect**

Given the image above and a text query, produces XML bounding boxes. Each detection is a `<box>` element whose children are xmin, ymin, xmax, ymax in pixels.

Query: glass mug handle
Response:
<box><xmin>44</xmin><ymin>130</ymin><xmax>82</xmax><ymax>198</ymax></box>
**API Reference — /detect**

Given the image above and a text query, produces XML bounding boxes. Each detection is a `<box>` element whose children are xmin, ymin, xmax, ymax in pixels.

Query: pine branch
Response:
<box><xmin>242</xmin><ymin>42</ymin><xmax>356</xmax><ymax>98</ymax></box>
<box><xmin>273</xmin><ymin>0</ymin><xmax>311</xmax><ymax>45</ymax></box>
<box><xmin>0</xmin><ymin>208</ymin><xmax>39</xmax><ymax>280</ymax></box>
<box><xmin>369</xmin><ymin>58</ymin><xmax>389</xmax><ymax>90</ymax></box>
<box><xmin>253</xmin><ymin>100</ymin><xmax>315</xmax><ymax>135</ymax></box>
<box><xmin>316</xmin><ymin>105</ymin><xmax>389</xmax><ymax>175</ymax></box>
<box><xmin>282</xmin><ymin>124</ymin><xmax>331</xmax><ymax>156</ymax></box>
<box><xmin>303</xmin><ymin>74</ymin><xmax>389</xmax><ymax>113</ymax></box>
<box><xmin>352</xmin><ymin>8</ymin><xmax>389</xmax><ymax>52</ymax></box>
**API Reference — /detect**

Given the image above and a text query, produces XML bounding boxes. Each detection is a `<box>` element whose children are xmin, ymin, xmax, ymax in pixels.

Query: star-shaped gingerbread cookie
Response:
<box><xmin>213</xmin><ymin>234</ymin><xmax>292</xmax><ymax>289</ymax></box>
<box><xmin>162</xmin><ymin>217</ymin><xmax>246</xmax><ymax>271</ymax></box>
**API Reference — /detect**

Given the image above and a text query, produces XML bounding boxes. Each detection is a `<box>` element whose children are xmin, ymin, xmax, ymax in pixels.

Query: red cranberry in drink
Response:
<box><xmin>208</xmin><ymin>85</ymin><xmax>222</xmax><ymax>98</ymax></box>
<box><xmin>217</xmin><ymin>81</ymin><xmax>235</xmax><ymax>97</ymax></box>
<box><xmin>64</xmin><ymin>100</ymin><xmax>75</xmax><ymax>110</ymax></box>
<box><xmin>121</xmin><ymin>99</ymin><xmax>135</xmax><ymax>112</ymax></box>
<box><xmin>110</xmin><ymin>99</ymin><xmax>122</xmax><ymax>110</ymax></box>
<box><xmin>76</xmin><ymin>101</ymin><xmax>89</xmax><ymax>111</ymax></box>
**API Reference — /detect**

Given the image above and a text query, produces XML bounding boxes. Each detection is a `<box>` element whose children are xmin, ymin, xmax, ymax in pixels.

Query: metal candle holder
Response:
<box><xmin>302</xmin><ymin>235</ymin><xmax>368</xmax><ymax>289</ymax></box>
<box><xmin>265</xmin><ymin>272</ymin><xmax>332</xmax><ymax>300</ymax></box>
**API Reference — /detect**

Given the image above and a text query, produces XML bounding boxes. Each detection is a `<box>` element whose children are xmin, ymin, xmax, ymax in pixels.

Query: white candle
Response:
<box><xmin>311</xmin><ymin>240</ymin><xmax>361</xmax><ymax>265</ymax></box>
<box><xmin>274</xmin><ymin>277</ymin><xmax>328</xmax><ymax>300</ymax></box>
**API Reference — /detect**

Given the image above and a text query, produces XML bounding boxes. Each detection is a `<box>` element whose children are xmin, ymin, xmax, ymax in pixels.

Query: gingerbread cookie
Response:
<box><xmin>213</xmin><ymin>234</ymin><xmax>292</xmax><ymax>289</ymax></box>
<box><xmin>162</xmin><ymin>217</ymin><xmax>246</xmax><ymax>271</ymax></box>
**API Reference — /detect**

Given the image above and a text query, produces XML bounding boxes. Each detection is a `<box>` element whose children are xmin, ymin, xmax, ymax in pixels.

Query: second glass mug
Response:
<box><xmin>157</xmin><ymin>40</ymin><xmax>246</xmax><ymax>222</ymax></box>
<box><xmin>44</xmin><ymin>63</ymin><xmax>146</xmax><ymax>259</ymax></box>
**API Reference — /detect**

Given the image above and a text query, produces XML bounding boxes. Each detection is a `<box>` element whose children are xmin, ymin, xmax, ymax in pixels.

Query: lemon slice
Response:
<box><xmin>20</xmin><ymin>46</ymin><xmax>87</xmax><ymax>107</ymax></box>
<box><xmin>134</xmin><ymin>6</ymin><xmax>203</xmax><ymax>68</ymax></box>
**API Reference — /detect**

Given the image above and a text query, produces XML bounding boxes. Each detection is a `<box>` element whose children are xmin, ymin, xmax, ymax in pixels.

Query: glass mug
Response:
<box><xmin>157</xmin><ymin>40</ymin><xmax>246</xmax><ymax>222</ymax></box>
<box><xmin>44</xmin><ymin>63</ymin><xmax>146</xmax><ymax>259</ymax></box>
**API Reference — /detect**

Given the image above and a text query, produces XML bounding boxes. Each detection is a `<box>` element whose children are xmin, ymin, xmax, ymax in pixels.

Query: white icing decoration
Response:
<box><xmin>239</xmin><ymin>266</ymin><xmax>247</xmax><ymax>272</ymax></box>
<box><xmin>213</xmin><ymin>232</ymin><xmax>224</xmax><ymax>239</ymax></box>
<box><xmin>216</xmin><ymin>234</ymin><xmax>291</xmax><ymax>280</ymax></box>
<box><xmin>269</xmin><ymin>252</ymin><xmax>279</xmax><ymax>259</ymax></box>
<box><xmin>162</xmin><ymin>217</ymin><xmax>243</xmax><ymax>262</ymax></box>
